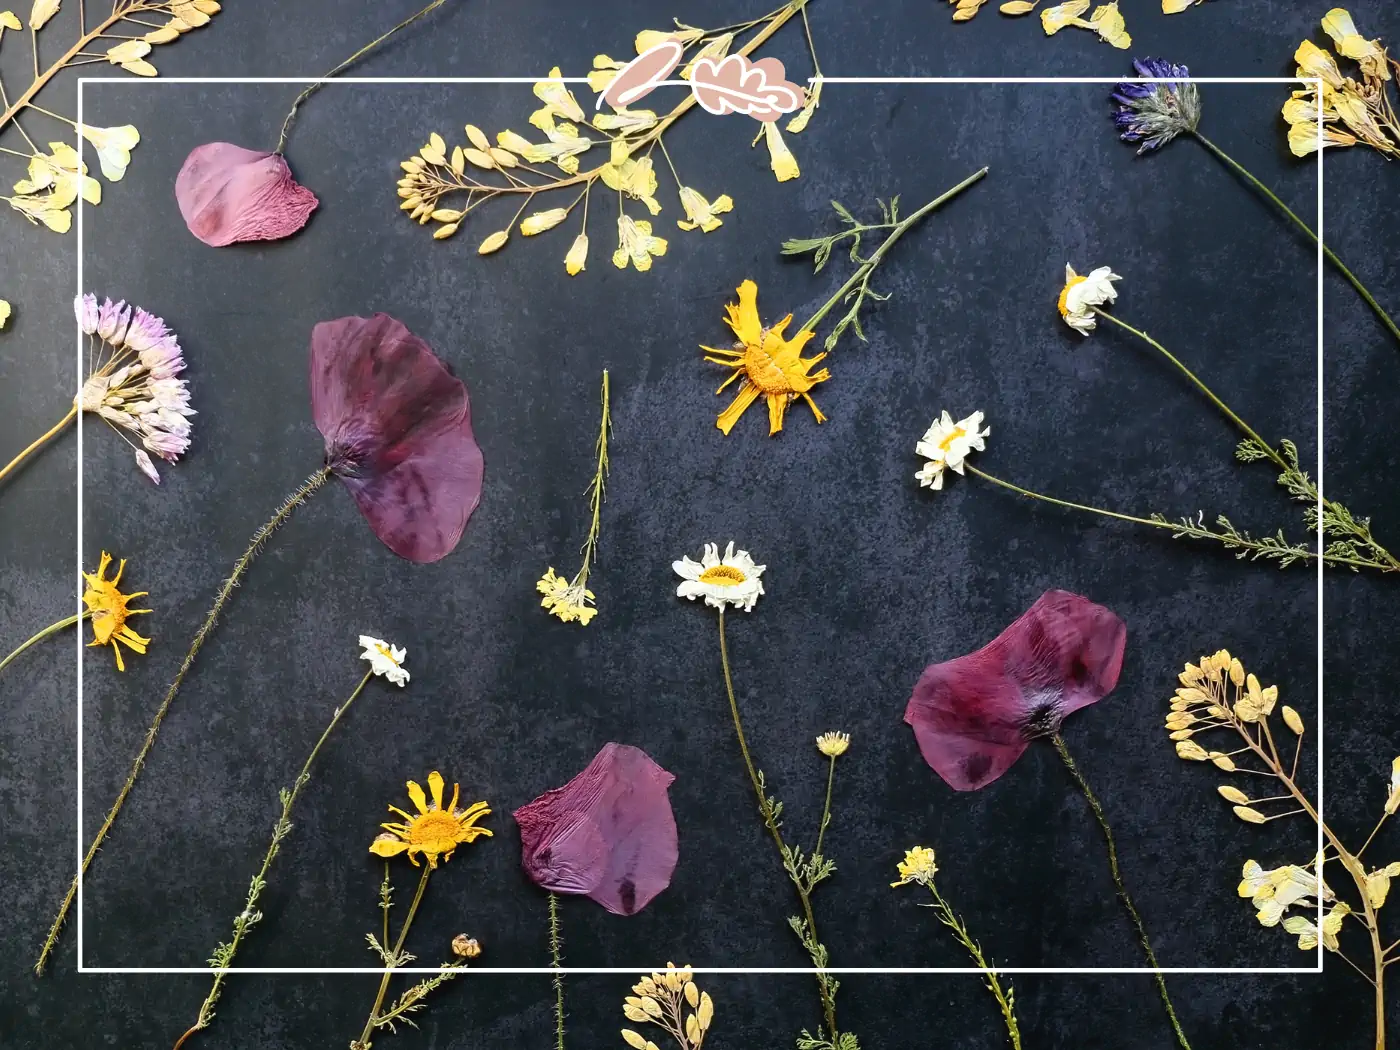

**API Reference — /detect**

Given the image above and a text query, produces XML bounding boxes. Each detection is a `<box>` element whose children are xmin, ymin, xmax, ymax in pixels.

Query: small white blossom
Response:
<box><xmin>1057</xmin><ymin>264</ymin><xmax>1121</xmax><ymax>335</ymax></box>
<box><xmin>914</xmin><ymin>410</ymin><xmax>989</xmax><ymax>490</ymax></box>
<box><xmin>673</xmin><ymin>541</ymin><xmax>765</xmax><ymax>612</ymax></box>
<box><xmin>359</xmin><ymin>635</ymin><xmax>410</xmax><ymax>686</ymax></box>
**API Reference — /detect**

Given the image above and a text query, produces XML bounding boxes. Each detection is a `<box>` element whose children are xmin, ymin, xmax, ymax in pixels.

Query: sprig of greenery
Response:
<box><xmin>921</xmin><ymin>889</ymin><xmax>1021</xmax><ymax>1049</ymax></box>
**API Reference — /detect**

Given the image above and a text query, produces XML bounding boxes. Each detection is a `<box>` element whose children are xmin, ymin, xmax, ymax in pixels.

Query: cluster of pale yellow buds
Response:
<box><xmin>622</xmin><ymin>963</ymin><xmax>713</xmax><ymax>1050</ymax></box>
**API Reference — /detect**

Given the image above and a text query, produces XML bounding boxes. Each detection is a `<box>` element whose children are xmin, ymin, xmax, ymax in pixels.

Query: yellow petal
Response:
<box><xmin>763</xmin><ymin>122</ymin><xmax>800</xmax><ymax>182</ymax></box>
<box><xmin>28</xmin><ymin>0</ymin><xmax>58</xmax><ymax>30</ymax></box>
<box><xmin>406</xmin><ymin>779</ymin><xmax>428</xmax><ymax>813</ymax></box>
<box><xmin>564</xmin><ymin>232</ymin><xmax>588</xmax><ymax>275</ymax></box>
<box><xmin>520</xmin><ymin>207</ymin><xmax>568</xmax><ymax>235</ymax></box>
<box><xmin>0</xmin><ymin>10</ymin><xmax>21</xmax><ymax>29</ymax></box>
<box><xmin>369</xmin><ymin>836</ymin><xmax>409</xmax><ymax>858</ymax></box>
<box><xmin>428</xmin><ymin>770</ymin><xmax>445</xmax><ymax>809</ymax></box>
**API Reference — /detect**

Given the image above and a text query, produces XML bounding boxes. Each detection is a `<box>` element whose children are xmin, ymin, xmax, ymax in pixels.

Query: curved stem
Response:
<box><xmin>813</xmin><ymin>755</ymin><xmax>836</xmax><ymax>860</ymax></box>
<box><xmin>178</xmin><ymin>668</ymin><xmax>376</xmax><ymax>1046</ymax></box>
<box><xmin>926</xmin><ymin>886</ymin><xmax>1021</xmax><ymax>1050</ymax></box>
<box><xmin>717</xmin><ymin>609</ymin><xmax>838</xmax><ymax>1039</ymax></box>
<box><xmin>964</xmin><ymin>463</ymin><xmax>1181</xmax><ymax>531</ymax></box>
<box><xmin>0</xmin><ymin>405</ymin><xmax>77</xmax><ymax>487</ymax></box>
<box><xmin>548</xmin><ymin>892</ymin><xmax>566</xmax><ymax>1050</ymax></box>
<box><xmin>1191</xmin><ymin>131</ymin><xmax>1400</xmax><ymax>348</ymax></box>
<box><xmin>0</xmin><ymin>612</ymin><xmax>85</xmax><ymax>676</ymax></box>
<box><xmin>1052</xmin><ymin>734</ymin><xmax>1191</xmax><ymax>1050</ymax></box>
<box><xmin>275</xmin><ymin>0</ymin><xmax>449</xmax><ymax>154</ymax></box>
<box><xmin>35</xmin><ymin>466</ymin><xmax>332</xmax><ymax>975</ymax></box>
<box><xmin>356</xmin><ymin>864</ymin><xmax>432</xmax><ymax>1048</ymax></box>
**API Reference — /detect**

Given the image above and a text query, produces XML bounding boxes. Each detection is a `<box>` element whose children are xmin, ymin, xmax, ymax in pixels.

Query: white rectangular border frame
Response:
<box><xmin>75</xmin><ymin>74</ymin><xmax>1325</xmax><ymax>975</ymax></box>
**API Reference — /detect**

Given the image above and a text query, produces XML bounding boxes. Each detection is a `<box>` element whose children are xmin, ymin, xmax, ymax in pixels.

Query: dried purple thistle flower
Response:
<box><xmin>1111</xmin><ymin>58</ymin><xmax>1202</xmax><ymax>154</ymax></box>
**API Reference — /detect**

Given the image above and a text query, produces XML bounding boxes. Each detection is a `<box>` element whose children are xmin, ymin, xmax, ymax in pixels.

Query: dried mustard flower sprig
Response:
<box><xmin>891</xmin><ymin>847</ymin><xmax>1021</xmax><ymax>1050</ymax></box>
<box><xmin>622</xmin><ymin>964</ymin><xmax>714</xmax><ymax>1050</ymax></box>
<box><xmin>170</xmin><ymin>637</ymin><xmax>410</xmax><ymax>1050</ymax></box>
<box><xmin>396</xmin><ymin>0</ymin><xmax>822</xmax><ymax>273</ymax></box>
<box><xmin>1109</xmin><ymin>55</ymin><xmax>1400</xmax><ymax>349</ymax></box>
<box><xmin>672</xmin><ymin>545</ymin><xmax>858</xmax><ymax>1050</ymax></box>
<box><xmin>1166</xmin><ymin>651</ymin><xmax>1400</xmax><ymax>1050</ymax></box>
<box><xmin>350</xmin><ymin>773</ymin><xmax>491</xmax><ymax>1050</ymax></box>
<box><xmin>537</xmin><ymin>369</ymin><xmax>611</xmax><ymax>625</ymax></box>
<box><xmin>0</xmin><ymin>0</ymin><xmax>219</xmax><ymax>234</ymax></box>
<box><xmin>1285</xmin><ymin>10</ymin><xmax>1400</xmax><ymax>160</ymax></box>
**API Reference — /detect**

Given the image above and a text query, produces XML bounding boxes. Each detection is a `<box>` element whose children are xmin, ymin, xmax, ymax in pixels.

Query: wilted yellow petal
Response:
<box><xmin>0</xmin><ymin>10</ymin><xmax>22</xmax><ymax>29</ymax></box>
<box><xmin>763</xmin><ymin>122</ymin><xmax>800</xmax><ymax>182</ymax></box>
<box><xmin>28</xmin><ymin>0</ymin><xmax>58</xmax><ymax>30</ymax></box>
<box><xmin>520</xmin><ymin>207</ymin><xmax>568</xmax><ymax>235</ymax></box>
<box><xmin>564</xmin><ymin>232</ymin><xmax>588</xmax><ymax>275</ymax></box>
<box><xmin>635</xmin><ymin>26</ymin><xmax>703</xmax><ymax>54</ymax></box>
<box><xmin>1041</xmin><ymin>0</ymin><xmax>1090</xmax><ymax>34</ymax></box>
<box><xmin>786</xmin><ymin>78</ymin><xmax>822</xmax><ymax>133</ymax></box>
<box><xmin>478</xmin><ymin>230</ymin><xmax>509</xmax><ymax>254</ymax></box>
<box><xmin>1088</xmin><ymin>2</ymin><xmax>1130</xmax><ymax>47</ymax></box>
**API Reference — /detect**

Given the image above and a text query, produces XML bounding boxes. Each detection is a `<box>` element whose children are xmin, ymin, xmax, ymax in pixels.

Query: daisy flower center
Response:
<box><xmin>936</xmin><ymin>426</ymin><xmax>967</xmax><ymax>453</ymax></box>
<box><xmin>1057</xmin><ymin>275</ymin><xmax>1087</xmax><ymax>316</ymax></box>
<box><xmin>375</xmin><ymin>642</ymin><xmax>401</xmax><ymax>665</ymax></box>
<box><xmin>408</xmin><ymin>809</ymin><xmax>463</xmax><ymax>850</ymax></box>
<box><xmin>699</xmin><ymin>565</ymin><xmax>748</xmax><ymax>587</ymax></box>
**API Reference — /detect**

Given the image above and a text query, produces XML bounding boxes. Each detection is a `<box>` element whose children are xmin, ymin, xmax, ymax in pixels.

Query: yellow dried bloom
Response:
<box><xmin>1285</xmin><ymin>17</ymin><xmax>1400</xmax><ymax>159</ymax></box>
<box><xmin>786</xmin><ymin>77</ymin><xmax>822</xmax><ymax>134</ymax></box>
<box><xmin>1282</xmin><ymin>902</ymin><xmax>1349</xmax><ymax>951</ymax></box>
<box><xmin>588</xmin><ymin>54</ymin><xmax>626</xmax><ymax>93</ymax></box>
<box><xmin>635</xmin><ymin>25</ymin><xmax>703</xmax><ymax>55</ymax></box>
<box><xmin>0</xmin><ymin>11</ymin><xmax>22</xmax><ymax>31</ymax></box>
<box><xmin>565</xmin><ymin>232</ymin><xmax>589</xmax><ymax>275</ymax></box>
<box><xmin>1366</xmin><ymin>863</ymin><xmax>1400</xmax><ymax>909</ymax></box>
<box><xmin>452</xmin><ymin>934</ymin><xmax>482</xmax><ymax>959</ymax></box>
<box><xmin>761</xmin><ymin>122</ymin><xmax>800</xmax><ymax>182</ymax></box>
<box><xmin>613</xmin><ymin>215</ymin><xmax>667</xmax><ymax>272</ymax></box>
<box><xmin>1228</xmin><ymin>657</ymin><xmax>1245</xmax><ymax>687</ymax></box>
<box><xmin>816</xmin><ymin>731</ymin><xmax>850</xmax><ymax>757</ymax></box>
<box><xmin>369</xmin><ymin>771</ymin><xmax>491</xmax><ymax>868</ymax></box>
<box><xmin>530</xmin><ymin>66</ymin><xmax>586</xmax><ymax>129</ymax></box>
<box><xmin>891</xmin><ymin>845</ymin><xmax>938</xmax><ymax>887</ymax></box>
<box><xmin>82</xmin><ymin>552</ymin><xmax>152</xmax><ymax>671</ymax></box>
<box><xmin>537</xmin><ymin>567</ymin><xmax>597</xmax><ymax>625</ymax></box>
<box><xmin>676</xmin><ymin>187</ymin><xmax>733</xmax><ymax>233</ymax></box>
<box><xmin>1042</xmin><ymin>0</ymin><xmax>1089</xmax><ymax>33</ymax></box>
<box><xmin>478</xmin><ymin>230</ymin><xmax>509</xmax><ymax>255</ymax></box>
<box><xmin>622</xmin><ymin>963</ymin><xmax>711</xmax><ymax>1050</ymax></box>
<box><xmin>601</xmin><ymin>156</ymin><xmax>662</xmax><ymax>215</ymax></box>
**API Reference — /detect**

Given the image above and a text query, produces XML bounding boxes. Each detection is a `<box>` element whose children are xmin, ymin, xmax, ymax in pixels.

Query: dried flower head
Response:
<box><xmin>914</xmin><ymin>410</ymin><xmax>989</xmax><ymax>490</ymax></box>
<box><xmin>891</xmin><ymin>845</ymin><xmax>938</xmax><ymax>888</ymax></box>
<box><xmin>81</xmin><ymin>551</ymin><xmax>152</xmax><ymax>671</ymax></box>
<box><xmin>673</xmin><ymin>541</ymin><xmax>765</xmax><ymax>613</ymax></box>
<box><xmin>1111</xmin><ymin>57</ymin><xmax>1202</xmax><ymax>153</ymax></box>
<box><xmin>76</xmin><ymin>294</ymin><xmax>194</xmax><ymax>484</ymax></box>
<box><xmin>701</xmin><ymin>280</ymin><xmax>829</xmax><ymax>436</ymax></box>
<box><xmin>451</xmin><ymin>934</ymin><xmax>482</xmax><ymax>959</ymax></box>
<box><xmin>1058</xmin><ymin>264</ymin><xmax>1121</xmax><ymax>334</ymax></box>
<box><xmin>816</xmin><ymin>731</ymin><xmax>850</xmax><ymax>758</ymax></box>
<box><xmin>537</xmin><ymin>567</ymin><xmax>597</xmax><ymax>625</ymax></box>
<box><xmin>1283</xmin><ymin>10</ymin><xmax>1400</xmax><ymax>158</ymax></box>
<box><xmin>369</xmin><ymin>771</ymin><xmax>492</xmax><ymax>868</ymax></box>
<box><xmin>358</xmin><ymin>635</ymin><xmax>409</xmax><ymax>686</ymax></box>
<box><xmin>1039</xmin><ymin>0</ymin><xmax>1131</xmax><ymax>48</ymax></box>
<box><xmin>622</xmin><ymin>964</ymin><xmax>712</xmax><ymax>1050</ymax></box>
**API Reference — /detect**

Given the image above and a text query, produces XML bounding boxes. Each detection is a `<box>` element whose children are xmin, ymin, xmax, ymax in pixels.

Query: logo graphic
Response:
<box><xmin>600</xmin><ymin>41</ymin><xmax>807</xmax><ymax>123</ymax></box>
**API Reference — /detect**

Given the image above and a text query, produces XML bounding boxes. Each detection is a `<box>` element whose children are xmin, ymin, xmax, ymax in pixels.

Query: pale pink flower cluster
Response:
<box><xmin>76</xmin><ymin>294</ymin><xmax>194</xmax><ymax>484</ymax></box>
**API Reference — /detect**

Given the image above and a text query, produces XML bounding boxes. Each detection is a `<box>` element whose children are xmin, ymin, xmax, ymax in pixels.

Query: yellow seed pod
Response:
<box><xmin>1282</xmin><ymin>706</ymin><xmax>1304</xmax><ymax>735</ymax></box>
<box><xmin>464</xmin><ymin>148</ymin><xmax>496</xmax><ymax>170</ymax></box>
<box><xmin>431</xmin><ymin>209</ymin><xmax>464</xmax><ymax>223</ymax></box>
<box><xmin>1218</xmin><ymin>785</ymin><xmax>1250</xmax><ymax>805</ymax></box>
<box><xmin>1211</xmin><ymin>753</ymin><xmax>1237</xmax><ymax>772</ymax></box>
<box><xmin>1176</xmin><ymin>740</ymin><xmax>1209</xmax><ymax>761</ymax></box>
<box><xmin>686</xmin><ymin>1015</ymin><xmax>701</xmax><ymax>1045</ymax></box>
<box><xmin>1001</xmin><ymin>0</ymin><xmax>1037</xmax><ymax>12</ymax></box>
<box><xmin>465</xmin><ymin>124</ymin><xmax>491</xmax><ymax>151</ymax></box>
<box><xmin>622</xmin><ymin>1030</ymin><xmax>648</xmax><ymax>1050</ymax></box>
<box><xmin>697</xmin><ymin>992</ymin><xmax>714</xmax><ymax>1030</ymax></box>
<box><xmin>1233</xmin><ymin>805</ymin><xmax>1267</xmax><ymax>824</ymax></box>
<box><xmin>478</xmin><ymin>230</ymin><xmax>509</xmax><ymax>254</ymax></box>
<box><xmin>684</xmin><ymin>981</ymin><xmax>699</xmax><ymax>1008</ymax></box>
<box><xmin>1169</xmin><ymin>729</ymin><xmax>1194</xmax><ymax>741</ymax></box>
<box><xmin>642</xmin><ymin>996</ymin><xmax>664</xmax><ymax>1017</ymax></box>
<box><xmin>433</xmin><ymin>222</ymin><xmax>460</xmax><ymax>240</ymax></box>
<box><xmin>1228</xmin><ymin>658</ymin><xmax>1245</xmax><ymax>686</ymax></box>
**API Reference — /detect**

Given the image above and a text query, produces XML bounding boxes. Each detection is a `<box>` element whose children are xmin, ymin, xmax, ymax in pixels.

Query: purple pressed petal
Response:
<box><xmin>904</xmin><ymin>590</ymin><xmax>1126</xmax><ymax>792</ymax></box>
<box><xmin>513</xmin><ymin>743</ymin><xmax>678</xmax><ymax>916</ymax></box>
<box><xmin>175</xmin><ymin>142</ymin><xmax>318</xmax><ymax>247</ymax></box>
<box><xmin>310</xmin><ymin>313</ymin><xmax>483</xmax><ymax>563</ymax></box>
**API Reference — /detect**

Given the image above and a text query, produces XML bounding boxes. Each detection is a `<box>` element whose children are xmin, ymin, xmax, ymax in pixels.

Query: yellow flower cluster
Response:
<box><xmin>1285</xmin><ymin>9</ymin><xmax>1400</xmax><ymax>158</ymax></box>
<box><xmin>621</xmin><ymin>964</ymin><xmax>713</xmax><ymax>1050</ymax></box>
<box><xmin>537</xmin><ymin>567</ymin><xmax>597</xmax><ymax>625</ymax></box>
<box><xmin>891</xmin><ymin>845</ymin><xmax>938</xmax><ymax>888</ymax></box>
<box><xmin>996</xmin><ymin>0</ymin><xmax>1129</xmax><ymax>48</ymax></box>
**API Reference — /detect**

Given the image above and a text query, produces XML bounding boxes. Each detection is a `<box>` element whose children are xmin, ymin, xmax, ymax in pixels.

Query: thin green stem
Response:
<box><xmin>1191</xmin><ymin>131</ymin><xmax>1400</xmax><ymax>348</ymax></box>
<box><xmin>36</xmin><ymin>466</ymin><xmax>332</xmax><ymax>975</ymax></box>
<box><xmin>926</xmin><ymin>886</ymin><xmax>1021</xmax><ymax>1050</ymax></box>
<box><xmin>275</xmin><ymin>0</ymin><xmax>449</xmax><ymax>154</ymax></box>
<box><xmin>548</xmin><ymin>892</ymin><xmax>566</xmax><ymax>1050</ymax></box>
<box><xmin>798</xmin><ymin>167</ymin><xmax>989</xmax><ymax>335</ymax></box>
<box><xmin>813</xmin><ymin>755</ymin><xmax>836</xmax><ymax>860</ymax></box>
<box><xmin>355</xmin><ymin>863</ymin><xmax>432</xmax><ymax>1048</ymax></box>
<box><xmin>0</xmin><ymin>612</ymin><xmax>85</xmax><ymax>676</ymax></box>
<box><xmin>717</xmin><ymin>609</ymin><xmax>838</xmax><ymax>1040</ymax></box>
<box><xmin>176</xmin><ymin>668</ymin><xmax>376</xmax><ymax>1047</ymax></box>
<box><xmin>1052</xmin><ymin>734</ymin><xmax>1190</xmax><ymax>1050</ymax></box>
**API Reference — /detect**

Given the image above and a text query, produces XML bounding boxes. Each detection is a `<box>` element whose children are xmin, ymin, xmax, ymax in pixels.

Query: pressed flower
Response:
<box><xmin>500</xmin><ymin>119</ymin><xmax>592</xmax><ymax>174</ymax></box>
<box><xmin>1284</xmin><ymin>20</ymin><xmax>1400</xmax><ymax>159</ymax></box>
<box><xmin>673</xmin><ymin>541</ymin><xmax>765</xmax><ymax>613</ymax></box>
<box><xmin>587</xmin><ymin>54</ymin><xmax>626</xmax><ymax>93</ymax></box>
<box><xmin>514</xmin><ymin>743</ymin><xmax>678</xmax><ymax>915</ymax></box>
<box><xmin>81</xmin><ymin>552</ymin><xmax>152</xmax><ymax>671</ymax></box>
<box><xmin>676</xmin><ymin>186</ymin><xmax>733</xmax><ymax>232</ymax></box>
<box><xmin>890</xmin><ymin>845</ymin><xmax>938</xmax><ymax>887</ymax></box>
<box><xmin>530</xmin><ymin>66</ymin><xmax>587</xmax><ymax>130</ymax></box>
<box><xmin>786</xmin><ymin>76</ymin><xmax>822</xmax><ymax>133</ymax></box>
<box><xmin>600</xmin><ymin>156</ymin><xmax>662</xmax><ymax>215</ymax></box>
<box><xmin>592</xmin><ymin>107</ymin><xmax>659</xmax><ymax>135</ymax></box>
<box><xmin>1088</xmin><ymin>2</ymin><xmax>1130</xmax><ymax>48</ymax></box>
<box><xmin>612</xmin><ymin>214</ymin><xmax>667</xmax><ymax>272</ymax></box>
<box><xmin>904</xmin><ymin>590</ymin><xmax>1126</xmax><ymax>790</ymax></box>
<box><xmin>816</xmin><ymin>731</ymin><xmax>850</xmax><ymax>758</ymax></box>
<box><xmin>537</xmin><ymin>566</ymin><xmax>597</xmax><ymax>625</ymax></box>
<box><xmin>701</xmin><ymin>280</ymin><xmax>829</xmax><ymax>435</ymax></box>
<box><xmin>1110</xmin><ymin>57</ymin><xmax>1202</xmax><ymax>153</ymax></box>
<box><xmin>80</xmin><ymin>123</ymin><xmax>140</xmax><ymax>182</ymax></box>
<box><xmin>1321</xmin><ymin>7</ymin><xmax>1390</xmax><ymax>79</ymax></box>
<box><xmin>761</xmin><ymin>121</ymin><xmax>800</xmax><ymax>182</ymax></box>
<box><xmin>175</xmin><ymin>142</ymin><xmax>319</xmax><ymax>246</ymax></box>
<box><xmin>1041</xmin><ymin>0</ymin><xmax>1089</xmax><ymax>33</ymax></box>
<box><xmin>358</xmin><ymin>634</ymin><xmax>409</xmax><ymax>686</ymax></box>
<box><xmin>914</xmin><ymin>410</ymin><xmax>989</xmax><ymax>490</ymax></box>
<box><xmin>635</xmin><ymin>25</ymin><xmax>704</xmax><ymax>54</ymax></box>
<box><xmin>1058</xmin><ymin>263</ymin><xmax>1121</xmax><ymax>334</ymax></box>
<box><xmin>1282</xmin><ymin>902</ymin><xmax>1350</xmax><ymax>951</ymax></box>
<box><xmin>310</xmin><ymin>313</ymin><xmax>485</xmax><ymax>563</ymax></box>
<box><xmin>370</xmin><ymin>771</ymin><xmax>492</xmax><ymax>868</ymax></box>
<box><xmin>565</xmin><ymin>232</ymin><xmax>589</xmax><ymax>275</ymax></box>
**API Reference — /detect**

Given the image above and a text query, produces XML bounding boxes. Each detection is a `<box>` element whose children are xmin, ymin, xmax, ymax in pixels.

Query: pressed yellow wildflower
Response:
<box><xmin>816</xmin><ymin>732</ymin><xmax>850</xmax><ymax>758</ymax></box>
<box><xmin>81</xmin><ymin>551</ymin><xmax>152</xmax><ymax>671</ymax></box>
<box><xmin>369</xmin><ymin>771</ymin><xmax>492</xmax><ymax>868</ymax></box>
<box><xmin>891</xmin><ymin>845</ymin><xmax>938</xmax><ymax>887</ymax></box>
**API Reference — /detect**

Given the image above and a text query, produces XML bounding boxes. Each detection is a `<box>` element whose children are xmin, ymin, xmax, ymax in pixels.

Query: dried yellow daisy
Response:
<box><xmin>82</xmin><ymin>551</ymin><xmax>152</xmax><ymax>671</ymax></box>
<box><xmin>891</xmin><ymin>845</ymin><xmax>938</xmax><ymax>888</ymax></box>
<box><xmin>369</xmin><ymin>771</ymin><xmax>492</xmax><ymax>868</ymax></box>
<box><xmin>816</xmin><ymin>731</ymin><xmax>850</xmax><ymax>758</ymax></box>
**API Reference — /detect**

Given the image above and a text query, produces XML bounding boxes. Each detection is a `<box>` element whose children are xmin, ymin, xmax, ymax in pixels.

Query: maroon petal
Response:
<box><xmin>514</xmin><ymin>743</ymin><xmax>679</xmax><ymax>916</ymax></box>
<box><xmin>175</xmin><ymin>142</ymin><xmax>318</xmax><ymax>246</ymax></box>
<box><xmin>904</xmin><ymin>590</ymin><xmax>1126</xmax><ymax>791</ymax></box>
<box><xmin>310</xmin><ymin>313</ymin><xmax>483</xmax><ymax>563</ymax></box>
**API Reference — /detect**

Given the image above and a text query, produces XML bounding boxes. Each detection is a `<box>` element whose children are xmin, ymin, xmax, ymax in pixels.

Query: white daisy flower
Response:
<box><xmin>673</xmin><ymin>541</ymin><xmax>765</xmax><ymax>612</ymax></box>
<box><xmin>359</xmin><ymin>634</ymin><xmax>410</xmax><ymax>686</ymax></box>
<box><xmin>1057</xmin><ymin>263</ymin><xmax>1121</xmax><ymax>335</ymax></box>
<box><xmin>914</xmin><ymin>410</ymin><xmax>990</xmax><ymax>490</ymax></box>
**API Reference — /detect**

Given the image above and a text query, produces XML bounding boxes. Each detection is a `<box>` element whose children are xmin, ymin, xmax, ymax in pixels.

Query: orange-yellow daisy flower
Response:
<box><xmin>369</xmin><ymin>771</ymin><xmax>492</xmax><ymax>868</ymax></box>
<box><xmin>701</xmin><ymin>279</ymin><xmax>830</xmax><ymax>436</ymax></box>
<box><xmin>81</xmin><ymin>551</ymin><xmax>151</xmax><ymax>671</ymax></box>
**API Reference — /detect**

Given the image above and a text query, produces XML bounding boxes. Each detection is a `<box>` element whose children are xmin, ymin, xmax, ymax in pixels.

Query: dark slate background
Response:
<box><xmin>1</xmin><ymin>0</ymin><xmax>1396</xmax><ymax>1047</ymax></box>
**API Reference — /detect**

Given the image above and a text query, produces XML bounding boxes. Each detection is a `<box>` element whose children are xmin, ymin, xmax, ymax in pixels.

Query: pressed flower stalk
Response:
<box><xmin>397</xmin><ymin>0</ymin><xmax>825</xmax><ymax>273</ymax></box>
<box><xmin>537</xmin><ymin>369</ymin><xmax>611</xmax><ymax>624</ymax></box>
<box><xmin>1110</xmin><ymin>56</ymin><xmax>1400</xmax><ymax>348</ymax></box>
<box><xmin>621</xmin><ymin>964</ymin><xmax>715</xmax><ymax>1050</ymax></box>
<box><xmin>36</xmin><ymin>313</ymin><xmax>484</xmax><ymax>974</ymax></box>
<box><xmin>1283</xmin><ymin>11</ymin><xmax>1400</xmax><ymax>161</ymax></box>
<box><xmin>0</xmin><ymin>0</ymin><xmax>219</xmax><ymax>233</ymax></box>
<box><xmin>351</xmin><ymin>772</ymin><xmax>491</xmax><ymax>1050</ymax></box>
<box><xmin>1</xmin><ymin>294</ymin><xmax>193</xmax><ymax>489</ymax></box>
<box><xmin>1165</xmin><ymin>651</ymin><xmax>1392</xmax><ymax>1050</ymax></box>
<box><xmin>674</xmin><ymin>543</ymin><xmax>857</xmax><ymax>1050</ymax></box>
<box><xmin>175</xmin><ymin>0</ymin><xmax>448</xmax><ymax>246</ymax></box>
<box><xmin>703</xmin><ymin>169</ymin><xmax>988</xmax><ymax>437</ymax></box>
<box><xmin>171</xmin><ymin>637</ymin><xmax>410</xmax><ymax>1050</ymax></box>
<box><xmin>891</xmin><ymin>847</ymin><xmax>1021</xmax><ymax>1050</ymax></box>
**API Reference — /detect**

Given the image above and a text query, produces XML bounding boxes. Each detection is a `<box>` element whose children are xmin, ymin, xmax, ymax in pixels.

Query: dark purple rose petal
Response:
<box><xmin>514</xmin><ymin>743</ymin><xmax>678</xmax><ymax>916</ymax></box>
<box><xmin>904</xmin><ymin>589</ymin><xmax>1126</xmax><ymax>792</ymax></box>
<box><xmin>175</xmin><ymin>142</ymin><xmax>318</xmax><ymax>246</ymax></box>
<box><xmin>310</xmin><ymin>313</ymin><xmax>483</xmax><ymax>563</ymax></box>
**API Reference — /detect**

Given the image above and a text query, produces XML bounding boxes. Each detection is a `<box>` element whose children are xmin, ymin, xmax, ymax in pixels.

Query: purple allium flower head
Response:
<box><xmin>75</xmin><ymin>293</ymin><xmax>99</xmax><ymax>335</ymax></box>
<box><xmin>1111</xmin><ymin>58</ymin><xmax>1202</xmax><ymax>154</ymax></box>
<box><xmin>310</xmin><ymin>313</ymin><xmax>484</xmax><ymax>564</ymax></box>
<box><xmin>122</xmin><ymin>307</ymin><xmax>172</xmax><ymax>354</ymax></box>
<box><xmin>514</xmin><ymin>743</ymin><xmax>679</xmax><ymax>916</ymax></box>
<box><xmin>904</xmin><ymin>590</ymin><xmax>1127</xmax><ymax>791</ymax></box>
<box><xmin>95</xmin><ymin>298</ymin><xmax>130</xmax><ymax>343</ymax></box>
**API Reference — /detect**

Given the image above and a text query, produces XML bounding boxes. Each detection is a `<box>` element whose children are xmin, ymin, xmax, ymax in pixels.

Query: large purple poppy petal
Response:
<box><xmin>904</xmin><ymin>590</ymin><xmax>1126</xmax><ymax>791</ymax></box>
<box><xmin>175</xmin><ymin>142</ymin><xmax>318</xmax><ymax>246</ymax></box>
<box><xmin>310</xmin><ymin>313</ymin><xmax>483</xmax><ymax>563</ymax></box>
<box><xmin>514</xmin><ymin>743</ymin><xmax>679</xmax><ymax>916</ymax></box>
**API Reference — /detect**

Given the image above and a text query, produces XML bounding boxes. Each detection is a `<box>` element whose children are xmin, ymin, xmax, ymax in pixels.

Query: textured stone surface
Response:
<box><xmin>0</xmin><ymin>0</ymin><xmax>1395</xmax><ymax>1047</ymax></box>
